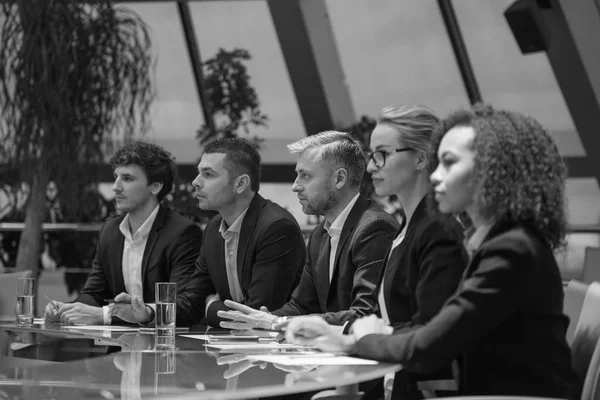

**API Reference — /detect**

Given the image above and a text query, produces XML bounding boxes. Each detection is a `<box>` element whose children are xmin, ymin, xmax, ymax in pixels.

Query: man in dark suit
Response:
<box><xmin>176</xmin><ymin>138</ymin><xmax>306</xmax><ymax>327</ymax></box>
<box><xmin>43</xmin><ymin>142</ymin><xmax>203</xmax><ymax>325</ymax></box>
<box><xmin>218</xmin><ymin>131</ymin><xmax>398</xmax><ymax>329</ymax></box>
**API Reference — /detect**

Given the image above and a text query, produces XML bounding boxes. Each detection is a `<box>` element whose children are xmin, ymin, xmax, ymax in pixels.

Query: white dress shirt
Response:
<box><xmin>102</xmin><ymin>205</ymin><xmax>160</xmax><ymax>324</ymax></box>
<box><xmin>204</xmin><ymin>207</ymin><xmax>250</xmax><ymax>314</ymax></box>
<box><xmin>218</xmin><ymin>208</ymin><xmax>249</xmax><ymax>302</ymax></box>
<box><xmin>377</xmin><ymin>231</ymin><xmax>405</xmax><ymax>325</ymax></box>
<box><xmin>325</xmin><ymin>193</ymin><xmax>360</xmax><ymax>282</ymax></box>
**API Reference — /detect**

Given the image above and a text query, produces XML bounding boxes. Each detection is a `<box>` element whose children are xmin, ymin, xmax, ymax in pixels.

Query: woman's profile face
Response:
<box><xmin>430</xmin><ymin>125</ymin><xmax>477</xmax><ymax>214</ymax></box>
<box><xmin>367</xmin><ymin>123</ymin><xmax>421</xmax><ymax>197</ymax></box>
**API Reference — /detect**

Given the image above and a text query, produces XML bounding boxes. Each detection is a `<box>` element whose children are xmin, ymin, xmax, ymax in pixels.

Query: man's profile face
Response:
<box><xmin>292</xmin><ymin>148</ymin><xmax>337</xmax><ymax>216</ymax></box>
<box><xmin>192</xmin><ymin>153</ymin><xmax>237</xmax><ymax>212</ymax></box>
<box><xmin>112</xmin><ymin>164</ymin><xmax>155</xmax><ymax>214</ymax></box>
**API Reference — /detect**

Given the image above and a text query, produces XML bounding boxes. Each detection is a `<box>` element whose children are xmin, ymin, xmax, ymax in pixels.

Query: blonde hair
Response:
<box><xmin>377</xmin><ymin>105</ymin><xmax>440</xmax><ymax>164</ymax></box>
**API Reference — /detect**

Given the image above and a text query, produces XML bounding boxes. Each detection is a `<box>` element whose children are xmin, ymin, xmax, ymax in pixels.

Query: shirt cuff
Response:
<box><xmin>103</xmin><ymin>305</ymin><xmax>111</xmax><ymax>325</ymax></box>
<box><xmin>205</xmin><ymin>294</ymin><xmax>220</xmax><ymax>316</ymax></box>
<box><xmin>145</xmin><ymin>303</ymin><xmax>156</xmax><ymax>325</ymax></box>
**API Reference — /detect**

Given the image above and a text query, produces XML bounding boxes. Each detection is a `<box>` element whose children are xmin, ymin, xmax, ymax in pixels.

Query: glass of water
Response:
<box><xmin>155</xmin><ymin>282</ymin><xmax>176</xmax><ymax>337</ymax></box>
<box><xmin>17</xmin><ymin>277</ymin><xmax>35</xmax><ymax>325</ymax></box>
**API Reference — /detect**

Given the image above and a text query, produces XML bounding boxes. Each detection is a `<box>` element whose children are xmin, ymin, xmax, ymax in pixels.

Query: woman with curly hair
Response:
<box><xmin>284</xmin><ymin>104</ymin><xmax>579</xmax><ymax>399</ymax></box>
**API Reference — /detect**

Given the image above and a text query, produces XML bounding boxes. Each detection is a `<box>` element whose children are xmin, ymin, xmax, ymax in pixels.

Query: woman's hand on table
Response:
<box><xmin>351</xmin><ymin>314</ymin><xmax>393</xmax><ymax>341</ymax></box>
<box><xmin>285</xmin><ymin>316</ymin><xmax>356</xmax><ymax>354</ymax></box>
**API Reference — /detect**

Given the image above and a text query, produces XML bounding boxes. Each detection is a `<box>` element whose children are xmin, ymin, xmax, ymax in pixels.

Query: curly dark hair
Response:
<box><xmin>430</xmin><ymin>103</ymin><xmax>567</xmax><ymax>250</ymax></box>
<box><xmin>204</xmin><ymin>137</ymin><xmax>261</xmax><ymax>192</ymax></box>
<box><xmin>109</xmin><ymin>141</ymin><xmax>177</xmax><ymax>202</ymax></box>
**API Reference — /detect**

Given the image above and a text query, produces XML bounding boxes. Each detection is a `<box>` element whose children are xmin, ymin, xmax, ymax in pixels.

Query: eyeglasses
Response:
<box><xmin>366</xmin><ymin>148</ymin><xmax>414</xmax><ymax>168</ymax></box>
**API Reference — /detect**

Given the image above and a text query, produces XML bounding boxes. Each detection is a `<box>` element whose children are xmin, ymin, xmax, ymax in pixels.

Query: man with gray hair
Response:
<box><xmin>218</xmin><ymin>131</ymin><xmax>398</xmax><ymax>329</ymax></box>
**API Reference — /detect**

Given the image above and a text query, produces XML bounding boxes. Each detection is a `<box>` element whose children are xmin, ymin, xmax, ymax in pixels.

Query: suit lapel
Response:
<box><xmin>382</xmin><ymin>196</ymin><xmax>426</xmax><ymax>308</ymax></box>
<box><xmin>112</xmin><ymin>216</ymin><xmax>127</xmax><ymax>295</ymax></box>
<box><xmin>327</xmin><ymin>195</ymin><xmax>370</xmax><ymax>299</ymax></box>
<box><xmin>379</xmin><ymin>245</ymin><xmax>394</xmax><ymax>314</ymax></box>
<box><xmin>140</xmin><ymin>206</ymin><xmax>167</xmax><ymax>287</ymax></box>
<box><xmin>236</xmin><ymin>194</ymin><xmax>266</xmax><ymax>293</ymax></box>
<box><xmin>459</xmin><ymin>219</ymin><xmax>511</xmax><ymax>290</ymax></box>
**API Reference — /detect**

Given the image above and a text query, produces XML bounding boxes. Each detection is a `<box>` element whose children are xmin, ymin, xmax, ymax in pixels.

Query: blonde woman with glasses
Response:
<box><xmin>349</xmin><ymin>105</ymin><xmax>468</xmax><ymax>400</ymax></box>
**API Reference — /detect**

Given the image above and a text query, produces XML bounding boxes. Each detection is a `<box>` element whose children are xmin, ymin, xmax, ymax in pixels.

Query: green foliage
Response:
<box><xmin>197</xmin><ymin>48</ymin><xmax>268</xmax><ymax>146</ymax></box>
<box><xmin>0</xmin><ymin>0</ymin><xmax>155</xmax><ymax>272</ymax></box>
<box><xmin>0</xmin><ymin>0</ymin><xmax>155</xmax><ymax>216</ymax></box>
<box><xmin>342</xmin><ymin>115</ymin><xmax>378</xmax><ymax>146</ymax></box>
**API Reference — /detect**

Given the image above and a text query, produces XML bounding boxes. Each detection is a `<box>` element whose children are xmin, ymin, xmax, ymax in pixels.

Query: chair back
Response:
<box><xmin>564</xmin><ymin>280</ymin><xmax>589</xmax><ymax>345</ymax></box>
<box><xmin>582</xmin><ymin>338</ymin><xmax>600</xmax><ymax>400</ymax></box>
<box><xmin>571</xmin><ymin>282</ymin><xmax>600</xmax><ymax>389</ymax></box>
<box><xmin>583</xmin><ymin>247</ymin><xmax>600</xmax><ymax>284</ymax></box>
<box><xmin>0</xmin><ymin>270</ymin><xmax>32</xmax><ymax>321</ymax></box>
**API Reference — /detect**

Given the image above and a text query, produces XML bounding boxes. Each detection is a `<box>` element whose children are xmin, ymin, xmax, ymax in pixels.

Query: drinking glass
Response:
<box><xmin>155</xmin><ymin>282</ymin><xmax>176</xmax><ymax>337</ymax></box>
<box><xmin>17</xmin><ymin>277</ymin><xmax>35</xmax><ymax>325</ymax></box>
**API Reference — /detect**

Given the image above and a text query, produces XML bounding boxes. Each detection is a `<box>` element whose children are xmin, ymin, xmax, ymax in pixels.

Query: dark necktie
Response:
<box><xmin>317</xmin><ymin>231</ymin><xmax>332</xmax><ymax>297</ymax></box>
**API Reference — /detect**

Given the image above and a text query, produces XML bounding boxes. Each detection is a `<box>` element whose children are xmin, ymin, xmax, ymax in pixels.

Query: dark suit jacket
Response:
<box><xmin>178</xmin><ymin>193</ymin><xmax>306</xmax><ymax>327</ymax></box>
<box><xmin>380</xmin><ymin>195</ymin><xmax>467</xmax><ymax>330</ymax></box>
<box><xmin>274</xmin><ymin>194</ymin><xmax>399</xmax><ymax>325</ymax></box>
<box><xmin>374</xmin><ymin>196</ymin><xmax>467</xmax><ymax>398</ymax></box>
<box><xmin>76</xmin><ymin>206</ymin><xmax>203</xmax><ymax>324</ymax></box>
<box><xmin>355</xmin><ymin>221</ymin><xmax>579</xmax><ymax>399</ymax></box>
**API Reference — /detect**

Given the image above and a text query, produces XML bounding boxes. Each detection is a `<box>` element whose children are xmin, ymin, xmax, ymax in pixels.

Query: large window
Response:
<box><xmin>325</xmin><ymin>0</ymin><xmax>470</xmax><ymax>118</ymax></box>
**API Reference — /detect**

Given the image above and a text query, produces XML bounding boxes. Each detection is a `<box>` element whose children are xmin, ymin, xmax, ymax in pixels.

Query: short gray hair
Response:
<box><xmin>287</xmin><ymin>131</ymin><xmax>366</xmax><ymax>187</ymax></box>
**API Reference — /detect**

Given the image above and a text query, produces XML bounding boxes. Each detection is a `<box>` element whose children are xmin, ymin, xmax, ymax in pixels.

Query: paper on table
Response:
<box><xmin>206</xmin><ymin>342</ymin><xmax>313</xmax><ymax>350</ymax></box>
<box><xmin>180</xmin><ymin>334</ymin><xmax>210</xmax><ymax>341</ymax></box>
<box><xmin>248</xmin><ymin>354</ymin><xmax>378</xmax><ymax>366</ymax></box>
<box><xmin>62</xmin><ymin>325</ymin><xmax>139</xmax><ymax>331</ymax></box>
<box><xmin>0</xmin><ymin>317</ymin><xmax>46</xmax><ymax>324</ymax></box>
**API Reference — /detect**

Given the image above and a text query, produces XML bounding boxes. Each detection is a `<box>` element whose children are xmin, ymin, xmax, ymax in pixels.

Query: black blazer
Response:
<box><xmin>77</xmin><ymin>206</ymin><xmax>203</xmax><ymax>319</ymax></box>
<box><xmin>178</xmin><ymin>193</ymin><xmax>306</xmax><ymax>327</ymax></box>
<box><xmin>355</xmin><ymin>221</ymin><xmax>579</xmax><ymax>399</ymax></box>
<box><xmin>373</xmin><ymin>196</ymin><xmax>467</xmax><ymax>399</ymax></box>
<box><xmin>274</xmin><ymin>194</ymin><xmax>399</xmax><ymax>325</ymax></box>
<box><xmin>380</xmin><ymin>196</ymin><xmax>467</xmax><ymax>330</ymax></box>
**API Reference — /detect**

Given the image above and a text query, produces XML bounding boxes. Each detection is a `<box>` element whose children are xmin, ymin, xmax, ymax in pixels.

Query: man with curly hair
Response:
<box><xmin>44</xmin><ymin>141</ymin><xmax>203</xmax><ymax>326</ymax></box>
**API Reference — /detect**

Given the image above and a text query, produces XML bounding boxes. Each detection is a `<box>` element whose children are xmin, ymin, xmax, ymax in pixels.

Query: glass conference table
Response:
<box><xmin>0</xmin><ymin>320</ymin><xmax>401</xmax><ymax>400</ymax></box>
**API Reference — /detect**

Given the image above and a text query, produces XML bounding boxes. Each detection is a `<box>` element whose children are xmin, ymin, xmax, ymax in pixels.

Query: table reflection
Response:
<box><xmin>0</xmin><ymin>323</ymin><xmax>400</xmax><ymax>400</ymax></box>
<box><xmin>284</xmin><ymin>365</ymin><xmax>358</xmax><ymax>386</ymax></box>
<box><xmin>154</xmin><ymin>346</ymin><xmax>176</xmax><ymax>395</ymax></box>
